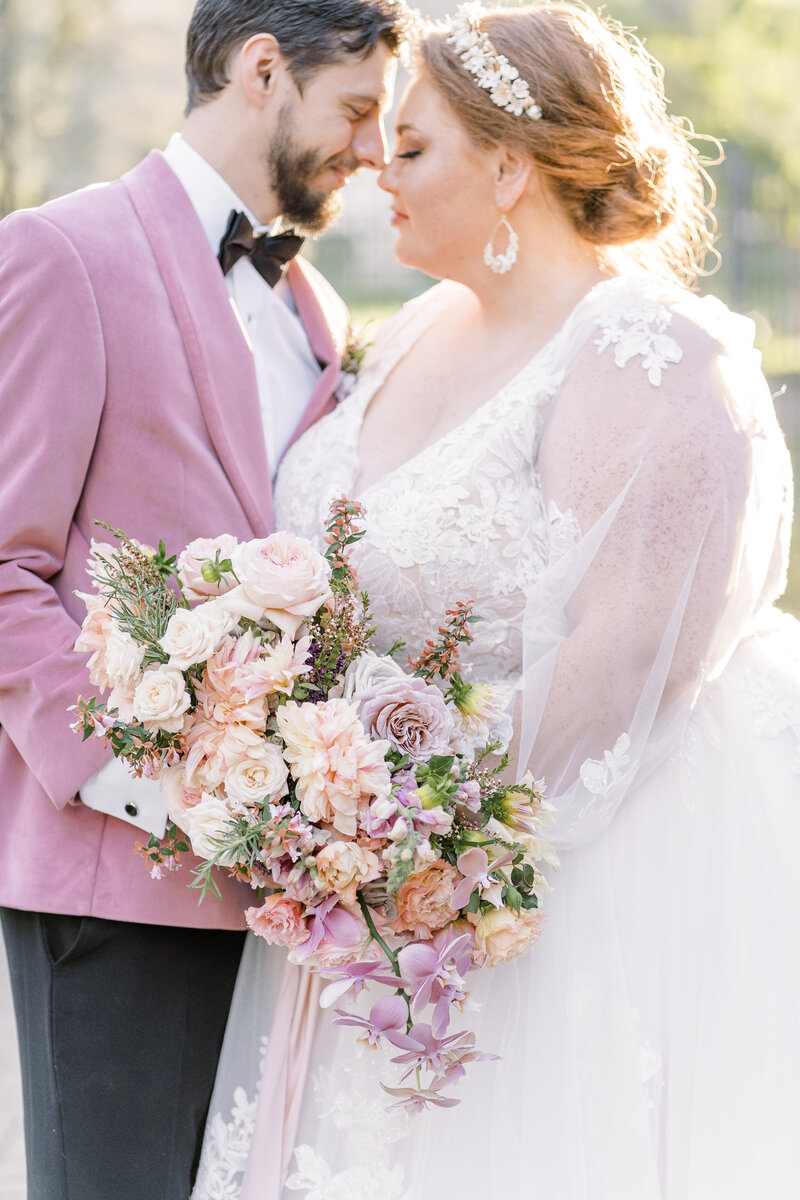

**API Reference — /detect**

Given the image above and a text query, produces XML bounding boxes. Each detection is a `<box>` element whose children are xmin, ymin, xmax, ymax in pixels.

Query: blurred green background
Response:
<box><xmin>1</xmin><ymin>0</ymin><xmax>798</xmax><ymax>607</ymax></box>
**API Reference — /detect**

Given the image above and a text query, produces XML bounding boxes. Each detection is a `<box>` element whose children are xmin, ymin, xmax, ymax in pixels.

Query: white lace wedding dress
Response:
<box><xmin>193</xmin><ymin>273</ymin><xmax>800</xmax><ymax>1200</ymax></box>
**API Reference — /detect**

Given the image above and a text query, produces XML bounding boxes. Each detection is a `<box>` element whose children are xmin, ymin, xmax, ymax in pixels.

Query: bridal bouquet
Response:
<box><xmin>73</xmin><ymin>500</ymin><xmax>556</xmax><ymax>1110</ymax></box>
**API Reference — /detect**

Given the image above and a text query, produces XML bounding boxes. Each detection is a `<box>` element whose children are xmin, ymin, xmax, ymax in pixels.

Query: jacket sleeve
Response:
<box><xmin>0</xmin><ymin>210</ymin><xmax>113</xmax><ymax>808</ymax></box>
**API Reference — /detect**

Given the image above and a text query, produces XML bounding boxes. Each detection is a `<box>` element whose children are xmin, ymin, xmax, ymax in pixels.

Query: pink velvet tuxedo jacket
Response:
<box><xmin>0</xmin><ymin>151</ymin><xmax>346</xmax><ymax>928</ymax></box>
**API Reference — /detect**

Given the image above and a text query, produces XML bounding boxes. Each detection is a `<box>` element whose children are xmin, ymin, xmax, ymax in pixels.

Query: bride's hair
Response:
<box><xmin>417</xmin><ymin>3</ymin><xmax>721</xmax><ymax>285</ymax></box>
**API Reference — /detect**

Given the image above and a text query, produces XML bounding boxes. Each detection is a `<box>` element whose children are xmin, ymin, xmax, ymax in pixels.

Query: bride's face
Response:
<box><xmin>378</xmin><ymin>74</ymin><xmax>500</xmax><ymax>278</ymax></box>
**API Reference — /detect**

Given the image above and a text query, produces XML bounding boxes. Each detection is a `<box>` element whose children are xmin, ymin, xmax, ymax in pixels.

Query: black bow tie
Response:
<box><xmin>217</xmin><ymin>209</ymin><xmax>304</xmax><ymax>287</ymax></box>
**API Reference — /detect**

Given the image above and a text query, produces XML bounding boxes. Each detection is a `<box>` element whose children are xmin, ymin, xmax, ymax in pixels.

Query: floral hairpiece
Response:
<box><xmin>446</xmin><ymin>2</ymin><xmax>542</xmax><ymax>120</ymax></box>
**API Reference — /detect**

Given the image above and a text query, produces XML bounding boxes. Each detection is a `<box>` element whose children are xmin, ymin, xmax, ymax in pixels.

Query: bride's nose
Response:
<box><xmin>378</xmin><ymin>157</ymin><xmax>399</xmax><ymax>194</ymax></box>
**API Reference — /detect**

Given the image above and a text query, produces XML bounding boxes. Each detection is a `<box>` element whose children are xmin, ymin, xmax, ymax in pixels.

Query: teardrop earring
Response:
<box><xmin>483</xmin><ymin>213</ymin><xmax>519</xmax><ymax>275</ymax></box>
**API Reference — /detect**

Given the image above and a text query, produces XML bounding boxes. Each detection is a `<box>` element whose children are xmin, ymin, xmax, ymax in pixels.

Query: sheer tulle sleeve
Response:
<box><xmin>513</xmin><ymin>287</ymin><xmax>792</xmax><ymax>848</ymax></box>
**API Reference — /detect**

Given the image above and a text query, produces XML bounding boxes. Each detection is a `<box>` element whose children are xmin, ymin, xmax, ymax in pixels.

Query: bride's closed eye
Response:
<box><xmin>397</xmin><ymin>149</ymin><xmax>422</xmax><ymax>160</ymax></box>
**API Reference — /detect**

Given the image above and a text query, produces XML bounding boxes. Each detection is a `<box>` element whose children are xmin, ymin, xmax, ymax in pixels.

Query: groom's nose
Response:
<box><xmin>351</xmin><ymin>112</ymin><xmax>388</xmax><ymax>171</ymax></box>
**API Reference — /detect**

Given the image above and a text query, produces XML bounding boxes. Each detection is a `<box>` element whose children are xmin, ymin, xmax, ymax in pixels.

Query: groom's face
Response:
<box><xmin>267</xmin><ymin>44</ymin><xmax>396</xmax><ymax>233</ymax></box>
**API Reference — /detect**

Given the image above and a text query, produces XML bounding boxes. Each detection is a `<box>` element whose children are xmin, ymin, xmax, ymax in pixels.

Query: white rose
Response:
<box><xmin>159</xmin><ymin>607</ymin><xmax>227</xmax><ymax>670</ymax></box>
<box><xmin>224</xmin><ymin>744</ymin><xmax>289</xmax><ymax>807</ymax></box>
<box><xmin>133</xmin><ymin>666</ymin><xmax>192</xmax><ymax>732</ymax></box>
<box><xmin>232</xmin><ymin>532</ymin><xmax>331</xmax><ymax>638</ymax></box>
<box><xmin>104</xmin><ymin>623</ymin><xmax>145</xmax><ymax>689</ymax></box>
<box><xmin>340</xmin><ymin>651</ymin><xmax>406</xmax><ymax>702</ymax></box>
<box><xmin>181</xmin><ymin>795</ymin><xmax>236</xmax><ymax>862</ymax></box>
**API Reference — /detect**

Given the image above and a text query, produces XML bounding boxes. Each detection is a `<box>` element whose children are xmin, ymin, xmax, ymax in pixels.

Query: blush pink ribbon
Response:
<box><xmin>240</xmin><ymin>960</ymin><xmax>323</xmax><ymax>1199</ymax></box>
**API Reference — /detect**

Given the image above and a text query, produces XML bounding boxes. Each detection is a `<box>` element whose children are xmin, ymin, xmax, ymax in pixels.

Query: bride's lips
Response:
<box><xmin>390</xmin><ymin>208</ymin><xmax>408</xmax><ymax>226</ymax></box>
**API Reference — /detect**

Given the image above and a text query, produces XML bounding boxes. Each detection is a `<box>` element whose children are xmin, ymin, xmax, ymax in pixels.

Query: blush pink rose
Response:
<box><xmin>358</xmin><ymin>677</ymin><xmax>455</xmax><ymax>763</ymax></box>
<box><xmin>232</xmin><ymin>532</ymin><xmax>331</xmax><ymax>638</ymax></box>
<box><xmin>245</xmin><ymin>894</ymin><xmax>310</xmax><ymax>949</ymax></box>
<box><xmin>177</xmin><ymin>535</ymin><xmax>240</xmax><ymax>603</ymax></box>
<box><xmin>391</xmin><ymin>859</ymin><xmax>460</xmax><ymax>940</ymax></box>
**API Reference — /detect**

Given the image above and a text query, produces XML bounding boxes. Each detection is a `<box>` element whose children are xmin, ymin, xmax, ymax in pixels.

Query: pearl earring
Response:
<box><xmin>483</xmin><ymin>213</ymin><xmax>519</xmax><ymax>275</ymax></box>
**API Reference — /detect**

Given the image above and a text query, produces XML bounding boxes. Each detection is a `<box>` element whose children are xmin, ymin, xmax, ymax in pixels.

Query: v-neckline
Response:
<box><xmin>349</xmin><ymin>275</ymin><xmax>619</xmax><ymax>499</ymax></box>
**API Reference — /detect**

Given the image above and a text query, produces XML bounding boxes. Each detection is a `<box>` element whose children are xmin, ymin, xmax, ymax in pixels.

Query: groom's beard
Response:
<box><xmin>268</xmin><ymin>112</ymin><xmax>356</xmax><ymax>235</ymax></box>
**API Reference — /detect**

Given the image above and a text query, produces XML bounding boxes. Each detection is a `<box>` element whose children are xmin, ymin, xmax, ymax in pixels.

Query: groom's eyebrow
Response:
<box><xmin>342</xmin><ymin>89</ymin><xmax>389</xmax><ymax>114</ymax></box>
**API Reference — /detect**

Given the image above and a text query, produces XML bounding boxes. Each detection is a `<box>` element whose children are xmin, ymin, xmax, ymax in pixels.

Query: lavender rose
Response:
<box><xmin>358</xmin><ymin>677</ymin><xmax>455</xmax><ymax>763</ymax></box>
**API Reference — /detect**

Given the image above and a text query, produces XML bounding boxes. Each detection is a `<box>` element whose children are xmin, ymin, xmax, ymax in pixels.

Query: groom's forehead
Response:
<box><xmin>316</xmin><ymin>44</ymin><xmax>396</xmax><ymax>107</ymax></box>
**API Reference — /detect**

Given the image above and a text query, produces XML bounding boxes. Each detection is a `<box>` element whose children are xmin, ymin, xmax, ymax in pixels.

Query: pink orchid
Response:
<box><xmin>450</xmin><ymin>846</ymin><xmax>515</xmax><ymax>910</ymax></box>
<box><xmin>316</xmin><ymin>959</ymin><xmax>406</xmax><ymax>1009</ymax></box>
<box><xmin>380</xmin><ymin>1082</ymin><xmax>460</xmax><ymax>1113</ymax></box>
<box><xmin>333</xmin><ymin>994</ymin><xmax>408</xmax><ymax>1048</ymax></box>
<box><xmin>291</xmin><ymin>894</ymin><xmax>363</xmax><ymax>963</ymax></box>
<box><xmin>397</xmin><ymin>931</ymin><xmax>473</xmax><ymax>1035</ymax></box>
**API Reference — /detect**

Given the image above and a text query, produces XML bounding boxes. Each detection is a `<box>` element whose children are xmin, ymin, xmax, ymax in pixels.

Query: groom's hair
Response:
<box><xmin>185</xmin><ymin>0</ymin><xmax>409</xmax><ymax>111</ymax></box>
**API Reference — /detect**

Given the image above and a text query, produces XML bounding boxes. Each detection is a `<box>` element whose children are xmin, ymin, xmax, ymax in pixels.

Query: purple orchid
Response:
<box><xmin>450</xmin><ymin>846</ymin><xmax>515</xmax><ymax>910</ymax></box>
<box><xmin>387</xmin><ymin>1023</ymin><xmax>477</xmax><ymax>1079</ymax></box>
<box><xmin>291</xmin><ymin>894</ymin><xmax>363</xmax><ymax>964</ymax></box>
<box><xmin>333</xmin><ymin>994</ymin><xmax>408</xmax><ymax>1048</ymax></box>
<box><xmin>316</xmin><ymin>959</ymin><xmax>407</xmax><ymax>1009</ymax></box>
<box><xmin>380</xmin><ymin>1082</ymin><xmax>461</xmax><ymax>1113</ymax></box>
<box><xmin>431</xmin><ymin>1034</ymin><xmax>500</xmax><ymax>1090</ymax></box>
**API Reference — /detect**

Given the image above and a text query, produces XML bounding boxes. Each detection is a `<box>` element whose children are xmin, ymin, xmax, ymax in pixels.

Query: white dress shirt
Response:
<box><xmin>81</xmin><ymin>134</ymin><xmax>322</xmax><ymax>835</ymax></box>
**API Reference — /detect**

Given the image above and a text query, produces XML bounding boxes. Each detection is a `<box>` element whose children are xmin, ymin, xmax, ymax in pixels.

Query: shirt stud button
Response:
<box><xmin>124</xmin><ymin>803</ymin><xmax>139</xmax><ymax>817</ymax></box>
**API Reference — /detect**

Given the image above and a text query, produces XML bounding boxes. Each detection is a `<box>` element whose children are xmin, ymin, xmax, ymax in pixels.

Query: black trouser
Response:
<box><xmin>0</xmin><ymin>908</ymin><xmax>245</xmax><ymax>1200</ymax></box>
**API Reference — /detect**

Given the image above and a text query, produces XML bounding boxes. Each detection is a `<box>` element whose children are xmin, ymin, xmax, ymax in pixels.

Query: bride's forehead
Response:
<box><xmin>394</xmin><ymin>74</ymin><xmax>461</xmax><ymax>133</ymax></box>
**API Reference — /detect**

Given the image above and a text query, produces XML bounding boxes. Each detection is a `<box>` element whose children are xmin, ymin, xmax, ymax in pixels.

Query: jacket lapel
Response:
<box><xmin>283</xmin><ymin>257</ymin><xmax>345</xmax><ymax>456</ymax></box>
<box><xmin>122</xmin><ymin>151</ymin><xmax>273</xmax><ymax>536</ymax></box>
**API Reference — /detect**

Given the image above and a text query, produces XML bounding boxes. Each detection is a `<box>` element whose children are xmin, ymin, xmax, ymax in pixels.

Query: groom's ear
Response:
<box><xmin>492</xmin><ymin>149</ymin><xmax>532</xmax><ymax>212</ymax></box>
<box><xmin>236</xmin><ymin>33</ymin><xmax>285</xmax><ymax>107</ymax></box>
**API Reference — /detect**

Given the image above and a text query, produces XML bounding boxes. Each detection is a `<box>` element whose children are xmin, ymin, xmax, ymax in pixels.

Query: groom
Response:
<box><xmin>0</xmin><ymin>1</ymin><xmax>406</xmax><ymax>1197</ymax></box>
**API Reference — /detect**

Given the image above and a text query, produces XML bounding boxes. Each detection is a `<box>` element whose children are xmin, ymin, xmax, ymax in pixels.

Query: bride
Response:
<box><xmin>194</xmin><ymin>4</ymin><xmax>800</xmax><ymax>1198</ymax></box>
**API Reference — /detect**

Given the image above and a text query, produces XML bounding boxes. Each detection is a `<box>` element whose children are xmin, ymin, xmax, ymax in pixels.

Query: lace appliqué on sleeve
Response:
<box><xmin>579</xmin><ymin>732</ymin><xmax>634</xmax><ymax>796</ymax></box>
<box><xmin>594</xmin><ymin>287</ymin><xmax>683</xmax><ymax>386</ymax></box>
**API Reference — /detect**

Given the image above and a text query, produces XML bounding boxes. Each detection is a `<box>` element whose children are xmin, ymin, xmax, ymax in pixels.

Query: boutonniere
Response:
<box><xmin>335</xmin><ymin>320</ymin><xmax>373</xmax><ymax>403</ymax></box>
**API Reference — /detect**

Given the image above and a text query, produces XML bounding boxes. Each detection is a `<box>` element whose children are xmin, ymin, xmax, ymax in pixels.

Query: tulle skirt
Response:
<box><xmin>193</xmin><ymin>617</ymin><xmax>800</xmax><ymax>1200</ymax></box>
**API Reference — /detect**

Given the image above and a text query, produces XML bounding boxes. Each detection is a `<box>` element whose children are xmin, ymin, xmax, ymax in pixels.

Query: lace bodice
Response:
<box><xmin>276</xmin><ymin>281</ymin><xmax>579</xmax><ymax>682</ymax></box>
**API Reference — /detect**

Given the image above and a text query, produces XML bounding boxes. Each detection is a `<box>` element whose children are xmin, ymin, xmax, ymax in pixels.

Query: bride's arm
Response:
<box><xmin>507</xmin><ymin>316</ymin><xmax>768</xmax><ymax>848</ymax></box>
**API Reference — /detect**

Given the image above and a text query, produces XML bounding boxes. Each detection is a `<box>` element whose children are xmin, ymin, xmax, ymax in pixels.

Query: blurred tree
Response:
<box><xmin>611</xmin><ymin>0</ymin><xmax>800</xmax><ymax>369</ymax></box>
<box><xmin>0</xmin><ymin>0</ymin><xmax>115</xmax><ymax>214</ymax></box>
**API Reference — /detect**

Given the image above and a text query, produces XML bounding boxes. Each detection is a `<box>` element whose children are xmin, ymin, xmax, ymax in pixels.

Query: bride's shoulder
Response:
<box><xmin>559</xmin><ymin>272</ymin><xmax>763</xmax><ymax>403</ymax></box>
<box><xmin>585</xmin><ymin>273</ymin><xmax>758</xmax><ymax>368</ymax></box>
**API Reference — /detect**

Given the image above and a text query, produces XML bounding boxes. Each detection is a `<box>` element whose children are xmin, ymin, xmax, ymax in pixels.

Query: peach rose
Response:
<box><xmin>315</xmin><ymin>841</ymin><xmax>382</xmax><ymax>906</ymax></box>
<box><xmin>132</xmin><ymin>665</ymin><xmax>191</xmax><ymax>733</ymax></box>
<box><xmin>232</xmin><ymin>532</ymin><xmax>331</xmax><ymax>638</ymax></box>
<box><xmin>472</xmin><ymin>907</ymin><xmax>546</xmax><ymax>967</ymax></box>
<box><xmin>74</xmin><ymin>592</ymin><xmax>114</xmax><ymax>689</ymax></box>
<box><xmin>246</xmin><ymin>894</ymin><xmax>310</xmax><ymax>949</ymax></box>
<box><xmin>177</xmin><ymin>535</ymin><xmax>239</xmax><ymax>603</ymax></box>
<box><xmin>392</xmin><ymin>859</ymin><xmax>460</xmax><ymax>940</ymax></box>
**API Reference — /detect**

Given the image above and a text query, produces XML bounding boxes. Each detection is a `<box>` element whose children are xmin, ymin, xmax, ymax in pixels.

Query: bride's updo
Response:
<box><xmin>417</xmin><ymin>3</ymin><xmax>718</xmax><ymax>284</ymax></box>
